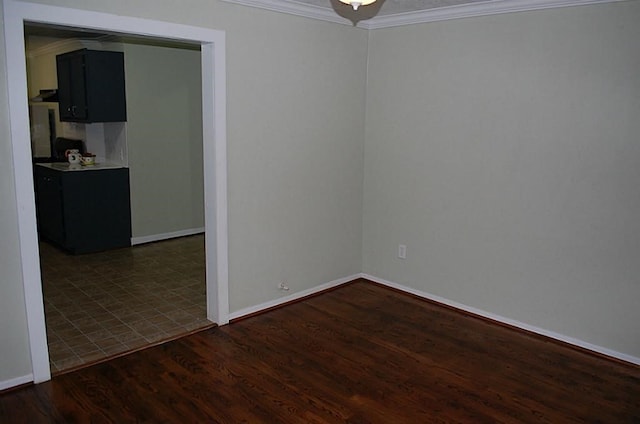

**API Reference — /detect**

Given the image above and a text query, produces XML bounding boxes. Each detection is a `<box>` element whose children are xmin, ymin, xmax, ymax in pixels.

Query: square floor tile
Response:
<box><xmin>41</xmin><ymin>235</ymin><xmax>211</xmax><ymax>374</ymax></box>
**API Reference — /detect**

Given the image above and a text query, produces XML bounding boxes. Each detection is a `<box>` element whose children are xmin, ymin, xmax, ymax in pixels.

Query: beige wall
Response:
<box><xmin>26</xmin><ymin>38</ymin><xmax>86</xmax><ymax>98</ymax></box>
<box><xmin>26</xmin><ymin>47</ymin><xmax>60</xmax><ymax>98</ymax></box>
<box><xmin>0</xmin><ymin>0</ymin><xmax>367</xmax><ymax>384</ymax></box>
<box><xmin>363</xmin><ymin>2</ymin><xmax>640</xmax><ymax>357</ymax></box>
<box><xmin>124</xmin><ymin>43</ymin><xmax>205</xmax><ymax>238</ymax></box>
<box><xmin>222</xmin><ymin>7</ymin><xmax>367</xmax><ymax>310</ymax></box>
<box><xmin>0</xmin><ymin>0</ymin><xmax>34</xmax><ymax>384</ymax></box>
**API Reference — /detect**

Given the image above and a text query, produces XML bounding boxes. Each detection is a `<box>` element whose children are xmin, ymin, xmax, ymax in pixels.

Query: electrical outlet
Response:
<box><xmin>398</xmin><ymin>244</ymin><xmax>407</xmax><ymax>259</ymax></box>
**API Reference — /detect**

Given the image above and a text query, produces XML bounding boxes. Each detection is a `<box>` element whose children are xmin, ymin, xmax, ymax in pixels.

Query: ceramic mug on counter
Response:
<box><xmin>65</xmin><ymin>149</ymin><xmax>81</xmax><ymax>164</ymax></box>
<box><xmin>81</xmin><ymin>154</ymin><xmax>96</xmax><ymax>166</ymax></box>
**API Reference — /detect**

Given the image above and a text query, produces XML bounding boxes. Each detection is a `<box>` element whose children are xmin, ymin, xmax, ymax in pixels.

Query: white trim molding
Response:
<box><xmin>222</xmin><ymin>0</ymin><xmax>628</xmax><ymax>29</ymax></box>
<box><xmin>361</xmin><ymin>273</ymin><xmax>640</xmax><ymax>366</ymax></box>
<box><xmin>364</xmin><ymin>0</ymin><xmax>629</xmax><ymax>29</ymax></box>
<box><xmin>228</xmin><ymin>274</ymin><xmax>361</xmax><ymax>321</ymax></box>
<box><xmin>221</xmin><ymin>0</ymin><xmax>353</xmax><ymax>26</ymax></box>
<box><xmin>0</xmin><ymin>374</ymin><xmax>33</xmax><ymax>392</ymax></box>
<box><xmin>131</xmin><ymin>227</ymin><xmax>205</xmax><ymax>245</ymax></box>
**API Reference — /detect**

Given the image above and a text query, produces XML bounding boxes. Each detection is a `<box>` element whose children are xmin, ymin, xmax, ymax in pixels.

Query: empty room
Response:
<box><xmin>1</xmin><ymin>0</ymin><xmax>639</xmax><ymax>422</ymax></box>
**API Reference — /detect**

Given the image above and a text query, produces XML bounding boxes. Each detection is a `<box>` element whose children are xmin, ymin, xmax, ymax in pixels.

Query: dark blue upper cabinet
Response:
<box><xmin>56</xmin><ymin>49</ymin><xmax>127</xmax><ymax>123</ymax></box>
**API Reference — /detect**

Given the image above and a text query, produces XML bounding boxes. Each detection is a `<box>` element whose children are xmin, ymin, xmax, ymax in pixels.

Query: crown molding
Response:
<box><xmin>363</xmin><ymin>0</ymin><xmax>628</xmax><ymax>29</ymax></box>
<box><xmin>221</xmin><ymin>0</ymin><xmax>627</xmax><ymax>29</ymax></box>
<box><xmin>220</xmin><ymin>0</ymin><xmax>353</xmax><ymax>26</ymax></box>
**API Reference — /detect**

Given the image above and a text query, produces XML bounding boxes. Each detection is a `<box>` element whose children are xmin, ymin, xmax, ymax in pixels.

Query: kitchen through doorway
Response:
<box><xmin>6</xmin><ymin>1</ymin><xmax>228</xmax><ymax>384</ymax></box>
<box><xmin>25</xmin><ymin>23</ymin><xmax>211</xmax><ymax>374</ymax></box>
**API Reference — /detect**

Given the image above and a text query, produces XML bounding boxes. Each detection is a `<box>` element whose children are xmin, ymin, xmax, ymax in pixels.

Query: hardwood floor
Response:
<box><xmin>2</xmin><ymin>280</ymin><xmax>639</xmax><ymax>423</ymax></box>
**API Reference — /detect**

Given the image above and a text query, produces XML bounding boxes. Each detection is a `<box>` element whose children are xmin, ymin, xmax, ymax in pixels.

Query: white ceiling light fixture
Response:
<box><xmin>339</xmin><ymin>0</ymin><xmax>377</xmax><ymax>11</ymax></box>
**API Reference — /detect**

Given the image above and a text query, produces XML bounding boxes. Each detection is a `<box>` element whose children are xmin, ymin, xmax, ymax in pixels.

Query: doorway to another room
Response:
<box><xmin>24</xmin><ymin>25</ymin><xmax>213</xmax><ymax>374</ymax></box>
<box><xmin>5</xmin><ymin>1</ymin><xmax>228</xmax><ymax>384</ymax></box>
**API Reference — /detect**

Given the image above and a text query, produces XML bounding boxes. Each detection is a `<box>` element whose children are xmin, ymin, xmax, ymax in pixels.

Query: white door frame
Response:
<box><xmin>3</xmin><ymin>0</ymin><xmax>229</xmax><ymax>384</ymax></box>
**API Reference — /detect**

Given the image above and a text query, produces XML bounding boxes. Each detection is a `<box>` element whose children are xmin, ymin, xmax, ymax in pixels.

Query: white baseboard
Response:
<box><xmin>228</xmin><ymin>274</ymin><xmax>361</xmax><ymax>321</ymax></box>
<box><xmin>131</xmin><ymin>227</ymin><xmax>205</xmax><ymax>245</ymax></box>
<box><xmin>0</xmin><ymin>374</ymin><xmax>33</xmax><ymax>391</ymax></box>
<box><xmin>361</xmin><ymin>273</ymin><xmax>640</xmax><ymax>366</ymax></box>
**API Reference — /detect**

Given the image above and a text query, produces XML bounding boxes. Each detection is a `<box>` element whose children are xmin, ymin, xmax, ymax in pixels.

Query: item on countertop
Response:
<box><xmin>53</xmin><ymin>137</ymin><xmax>83</xmax><ymax>161</ymax></box>
<box><xmin>80</xmin><ymin>153</ymin><xmax>96</xmax><ymax>166</ymax></box>
<box><xmin>65</xmin><ymin>149</ymin><xmax>81</xmax><ymax>164</ymax></box>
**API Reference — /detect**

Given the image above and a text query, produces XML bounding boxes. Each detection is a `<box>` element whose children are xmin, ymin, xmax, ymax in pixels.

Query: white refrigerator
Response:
<box><xmin>29</xmin><ymin>103</ymin><xmax>56</xmax><ymax>158</ymax></box>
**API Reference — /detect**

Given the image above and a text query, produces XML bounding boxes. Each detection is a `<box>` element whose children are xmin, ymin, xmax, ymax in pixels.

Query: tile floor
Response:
<box><xmin>40</xmin><ymin>234</ymin><xmax>212</xmax><ymax>374</ymax></box>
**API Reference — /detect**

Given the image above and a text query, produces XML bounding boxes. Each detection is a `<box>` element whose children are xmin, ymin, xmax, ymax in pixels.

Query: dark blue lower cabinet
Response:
<box><xmin>35</xmin><ymin>165</ymin><xmax>132</xmax><ymax>254</ymax></box>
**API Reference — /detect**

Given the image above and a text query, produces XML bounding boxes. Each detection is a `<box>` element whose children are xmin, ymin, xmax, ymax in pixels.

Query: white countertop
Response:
<box><xmin>36</xmin><ymin>162</ymin><xmax>128</xmax><ymax>172</ymax></box>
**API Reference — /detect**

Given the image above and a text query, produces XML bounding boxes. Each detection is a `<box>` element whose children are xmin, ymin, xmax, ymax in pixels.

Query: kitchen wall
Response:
<box><xmin>26</xmin><ymin>38</ymin><xmax>131</xmax><ymax>164</ymax></box>
<box><xmin>363</xmin><ymin>1</ymin><xmax>640</xmax><ymax>358</ymax></box>
<box><xmin>26</xmin><ymin>37</ymin><xmax>205</xmax><ymax>239</ymax></box>
<box><xmin>0</xmin><ymin>0</ymin><xmax>367</xmax><ymax>385</ymax></box>
<box><xmin>26</xmin><ymin>38</ymin><xmax>86</xmax><ymax>98</ymax></box>
<box><xmin>123</xmin><ymin>42</ymin><xmax>205</xmax><ymax>240</ymax></box>
<box><xmin>26</xmin><ymin>38</ymin><xmax>89</xmax><ymax>144</ymax></box>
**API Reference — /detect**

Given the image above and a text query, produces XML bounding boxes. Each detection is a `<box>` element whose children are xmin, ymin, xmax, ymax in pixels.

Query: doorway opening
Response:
<box><xmin>5</xmin><ymin>1</ymin><xmax>228</xmax><ymax>384</ymax></box>
<box><xmin>24</xmin><ymin>25</ymin><xmax>214</xmax><ymax>373</ymax></box>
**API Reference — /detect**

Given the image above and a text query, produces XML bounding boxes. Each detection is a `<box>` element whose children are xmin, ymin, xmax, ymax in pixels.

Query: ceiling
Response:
<box><xmin>221</xmin><ymin>0</ymin><xmax>617</xmax><ymax>28</ymax></box>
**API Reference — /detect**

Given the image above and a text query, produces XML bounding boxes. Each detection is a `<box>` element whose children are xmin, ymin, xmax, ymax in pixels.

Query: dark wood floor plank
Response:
<box><xmin>2</xmin><ymin>279</ymin><xmax>639</xmax><ymax>423</ymax></box>
<box><xmin>313</xmin><ymin>283</ymin><xmax>639</xmax><ymax>422</ymax></box>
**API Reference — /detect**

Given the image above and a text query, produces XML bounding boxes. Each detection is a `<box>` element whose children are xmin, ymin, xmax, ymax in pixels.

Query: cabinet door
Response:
<box><xmin>57</xmin><ymin>52</ymin><xmax>88</xmax><ymax>121</ymax></box>
<box><xmin>35</xmin><ymin>168</ymin><xmax>65</xmax><ymax>246</ymax></box>
<box><xmin>56</xmin><ymin>54</ymin><xmax>73</xmax><ymax>120</ymax></box>
<box><xmin>67</xmin><ymin>53</ymin><xmax>88</xmax><ymax>120</ymax></box>
<box><xmin>84</xmin><ymin>50</ymin><xmax>127</xmax><ymax>122</ymax></box>
<box><xmin>62</xmin><ymin>169</ymin><xmax>131</xmax><ymax>254</ymax></box>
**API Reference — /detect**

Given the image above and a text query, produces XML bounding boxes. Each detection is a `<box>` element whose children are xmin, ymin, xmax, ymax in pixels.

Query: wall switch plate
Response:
<box><xmin>398</xmin><ymin>244</ymin><xmax>407</xmax><ymax>259</ymax></box>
